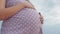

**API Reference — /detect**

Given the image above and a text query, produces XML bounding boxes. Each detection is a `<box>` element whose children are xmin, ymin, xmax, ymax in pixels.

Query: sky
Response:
<box><xmin>0</xmin><ymin>0</ymin><xmax>60</xmax><ymax>34</ymax></box>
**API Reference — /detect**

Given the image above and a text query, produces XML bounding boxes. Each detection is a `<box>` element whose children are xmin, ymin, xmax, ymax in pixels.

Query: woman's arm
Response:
<box><xmin>0</xmin><ymin>0</ymin><xmax>35</xmax><ymax>20</ymax></box>
<box><xmin>0</xmin><ymin>3</ymin><xmax>25</xmax><ymax>20</ymax></box>
<box><xmin>0</xmin><ymin>0</ymin><xmax>26</xmax><ymax>20</ymax></box>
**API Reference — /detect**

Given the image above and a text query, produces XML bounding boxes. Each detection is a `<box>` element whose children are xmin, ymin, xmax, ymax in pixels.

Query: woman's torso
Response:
<box><xmin>1</xmin><ymin>0</ymin><xmax>42</xmax><ymax>34</ymax></box>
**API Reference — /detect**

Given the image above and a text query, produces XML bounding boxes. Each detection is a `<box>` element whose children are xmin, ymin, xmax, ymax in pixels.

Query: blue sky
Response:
<box><xmin>0</xmin><ymin>0</ymin><xmax>60</xmax><ymax>34</ymax></box>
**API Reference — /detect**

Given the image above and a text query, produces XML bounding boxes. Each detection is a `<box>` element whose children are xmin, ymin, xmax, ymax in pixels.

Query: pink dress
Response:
<box><xmin>1</xmin><ymin>0</ymin><xmax>43</xmax><ymax>34</ymax></box>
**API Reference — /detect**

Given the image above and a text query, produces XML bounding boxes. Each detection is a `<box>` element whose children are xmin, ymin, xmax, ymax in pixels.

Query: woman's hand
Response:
<box><xmin>39</xmin><ymin>12</ymin><xmax>44</xmax><ymax>24</ymax></box>
<box><xmin>24</xmin><ymin>1</ymin><xmax>35</xmax><ymax>9</ymax></box>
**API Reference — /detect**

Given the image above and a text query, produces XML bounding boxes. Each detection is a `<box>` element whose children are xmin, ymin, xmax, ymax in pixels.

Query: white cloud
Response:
<box><xmin>44</xmin><ymin>6</ymin><xmax>60</xmax><ymax>26</ymax></box>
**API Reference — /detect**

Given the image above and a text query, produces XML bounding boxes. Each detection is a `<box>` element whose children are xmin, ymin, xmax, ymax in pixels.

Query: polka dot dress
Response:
<box><xmin>1</xmin><ymin>0</ymin><xmax>42</xmax><ymax>34</ymax></box>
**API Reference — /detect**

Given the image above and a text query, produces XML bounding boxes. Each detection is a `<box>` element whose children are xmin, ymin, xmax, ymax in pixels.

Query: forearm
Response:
<box><xmin>0</xmin><ymin>3</ymin><xmax>25</xmax><ymax>20</ymax></box>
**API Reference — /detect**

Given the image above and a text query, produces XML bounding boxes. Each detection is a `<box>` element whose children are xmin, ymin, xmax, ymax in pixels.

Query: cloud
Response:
<box><xmin>44</xmin><ymin>8</ymin><xmax>60</xmax><ymax>26</ymax></box>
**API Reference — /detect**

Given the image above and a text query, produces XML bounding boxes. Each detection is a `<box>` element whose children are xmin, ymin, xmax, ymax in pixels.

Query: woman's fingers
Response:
<box><xmin>39</xmin><ymin>13</ymin><xmax>44</xmax><ymax>24</ymax></box>
<box><xmin>40</xmin><ymin>16</ymin><xmax>44</xmax><ymax>24</ymax></box>
<box><xmin>24</xmin><ymin>1</ymin><xmax>35</xmax><ymax>9</ymax></box>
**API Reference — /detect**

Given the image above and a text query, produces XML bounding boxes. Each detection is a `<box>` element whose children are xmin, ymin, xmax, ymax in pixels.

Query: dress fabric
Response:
<box><xmin>1</xmin><ymin>0</ymin><xmax>42</xmax><ymax>34</ymax></box>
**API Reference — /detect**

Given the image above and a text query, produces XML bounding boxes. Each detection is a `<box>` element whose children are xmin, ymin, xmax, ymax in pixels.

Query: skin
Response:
<box><xmin>0</xmin><ymin>0</ymin><xmax>5</xmax><ymax>9</ymax></box>
<box><xmin>0</xmin><ymin>0</ymin><xmax>35</xmax><ymax>20</ymax></box>
<box><xmin>39</xmin><ymin>12</ymin><xmax>44</xmax><ymax>24</ymax></box>
<box><xmin>26</xmin><ymin>0</ymin><xmax>35</xmax><ymax>9</ymax></box>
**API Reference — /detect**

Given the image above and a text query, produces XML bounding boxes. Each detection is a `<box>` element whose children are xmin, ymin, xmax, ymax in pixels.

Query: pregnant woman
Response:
<box><xmin>0</xmin><ymin>0</ymin><xmax>43</xmax><ymax>34</ymax></box>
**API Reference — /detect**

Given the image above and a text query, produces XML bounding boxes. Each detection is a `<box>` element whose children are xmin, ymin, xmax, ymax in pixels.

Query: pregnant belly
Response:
<box><xmin>3</xmin><ymin>8</ymin><xmax>39</xmax><ymax>22</ymax></box>
<box><xmin>3</xmin><ymin>8</ymin><xmax>41</xmax><ymax>27</ymax></box>
<box><xmin>2</xmin><ymin>8</ymin><xmax>41</xmax><ymax>34</ymax></box>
